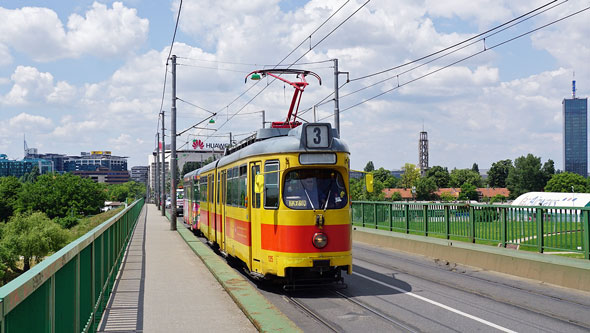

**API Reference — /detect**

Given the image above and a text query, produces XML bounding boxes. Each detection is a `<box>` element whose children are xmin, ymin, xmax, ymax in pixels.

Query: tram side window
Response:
<box><xmin>264</xmin><ymin>161</ymin><xmax>279</xmax><ymax>209</ymax></box>
<box><xmin>217</xmin><ymin>172</ymin><xmax>220</xmax><ymax>204</ymax></box>
<box><xmin>239</xmin><ymin>164</ymin><xmax>247</xmax><ymax>207</ymax></box>
<box><xmin>232</xmin><ymin>167</ymin><xmax>239</xmax><ymax>206</ymax></box>
<box><xmin>200</xmin><ymin>176</ymin><xmax>207</xmax><ymax>202</ymax></box>
<box><xmin>226</xmin><ymin>168</ymin><xmax>233</xmax><ymax>206</ymax></box>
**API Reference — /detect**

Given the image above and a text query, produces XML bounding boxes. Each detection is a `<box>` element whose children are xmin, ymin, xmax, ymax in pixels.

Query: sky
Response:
<box><xmin>1</xmin><ymin>0</ymin><xmax>589</xmax><ymax>172</ymax></box>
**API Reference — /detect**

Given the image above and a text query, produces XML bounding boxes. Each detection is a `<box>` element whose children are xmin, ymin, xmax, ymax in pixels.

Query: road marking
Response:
<box><xmin>354</xmin><ymin>272</ymin><xmax>517</xmax><ymax>333</ymax></box>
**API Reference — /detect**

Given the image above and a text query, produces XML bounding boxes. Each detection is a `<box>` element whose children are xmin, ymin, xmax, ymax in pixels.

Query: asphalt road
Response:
<box><xmin>249</xmin><ymin>242</ymin><xmax>590</xmax><ymax>332</ymax></box>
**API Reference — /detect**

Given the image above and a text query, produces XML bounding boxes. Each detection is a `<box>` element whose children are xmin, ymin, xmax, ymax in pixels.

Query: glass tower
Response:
<box><xmin>563</xmin><ymin>96</ymin><xmax>588</xmax><ymax>177</ymax></box>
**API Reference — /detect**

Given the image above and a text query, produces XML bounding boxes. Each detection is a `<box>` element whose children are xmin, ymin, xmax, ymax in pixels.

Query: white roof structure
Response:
<box><xmin>512</xmin><ymin>192</ymin><xmax>590</xmax><ymax>208</ymax></box>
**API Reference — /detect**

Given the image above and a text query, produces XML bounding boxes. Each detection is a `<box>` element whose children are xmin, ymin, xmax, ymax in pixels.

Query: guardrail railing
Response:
<box><xmin>351</xmin><ymin>201</ymin><xmax>590</xmax><ymax>259</ymax></box>
<box><xmin>0</xmin><ymin>198</ymin><xmax>144</xmax><ymax>333</ymax></box>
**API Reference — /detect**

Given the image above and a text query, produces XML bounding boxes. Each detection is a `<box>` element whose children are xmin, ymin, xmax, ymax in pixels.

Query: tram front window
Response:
<box><xmin>283</xmin><ymin>169</ymin><xmax>347</xmax><ymax>210</ymax></box>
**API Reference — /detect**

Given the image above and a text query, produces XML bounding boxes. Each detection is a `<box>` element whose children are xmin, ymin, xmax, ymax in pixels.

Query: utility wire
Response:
<box><xmin>183</xmin><ymin>0</ymin><xmax>364</xmax><ymax>142</ymax></box>
<box><xmin>349</xmin><ymin>0</ymin><xmax>559</xmax><ymax>82</ymax></box>
<box><xmin>207</xmin><ymin>0</ymin><xmax>371</xmax><ymax>140</ymax></box>
<box><xmin>156</xmin><ymin>0</ymin><xmax>183</xmax><ymax>137</ymax></box>
<box><xmin>303</xmin><ymin>0</ymin><xmax>566</xmax><ymax>117</ymax></box>
<box><xmin>177</xmin><ymin>63</ymin><xmax>250</xmax><ymax>74</ymax></box>
<box><xmin>176</xmin><ymin>56</ymin><xmax>334</xmax><ymax>67</ymax></box>
<box><xmin>317</xmin><ymin>4</ymin><xmax>590</xmax><ymax>121</ymax></box>
<box><xmin>177</xmin><ymin>97</ymin><xmax>216</xmax><ymax>114</ymax></box>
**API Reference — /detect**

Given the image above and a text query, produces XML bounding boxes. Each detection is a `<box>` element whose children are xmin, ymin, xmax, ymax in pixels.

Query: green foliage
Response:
<box><xmin>181</xmin><ymin>161</ymin><xmax>201</xmax><ymax>177</ymax></box>
<box><xmin>106</xmin><ymin>181</ymin><xmax>146</xmax><ymax>202</ymax></box>
<box><xmin>19</xmin><ymin>166</ymin><xmax>40</xmax><ymax>183</ymax></box>
<box><xmin>439</xmin><ymin>192</ymin><xmax>456</xmax><ymax>202</ymax></box>
<box><xmin>425</xmin><ymin>165</ymin><xmax>450</xmax><ymax>187</ymax></box>
<box><xmin>400</xmin><ymin>163</ymin><xmax>420</xmax><ymax>189</ymax></box>
<box><xmin>458</xmin><ymin>183</ymin><xmax>478</xmax><ymax>201</ymax></box>
<box><xmin>0</xmin><ymin>176</ymin><xmax>22</xmax><ymax>222</ymax></box>
<box><xmin>350</xmin><ymin>177</ymin><xmax>385</xmax><ymax>201</ymax></box>
<box><xmin>54</xmin><ymin>215</ymin><xmax>79</xmax><ymax>229</ymax></box>
<box><xmin>489</xmin><ymin>194</ymin><xmax>507</xmax><ymax>203</ymax></box>
<box><xmin>415</xmin><ymin>177</ymin><xmax>438</xmax><ymax>200</ymax></box>
<box><xmin>390</xmin><ymin>191</ymin><xmax>402</xmax><ymax>201</ymax></box>
<box><xmin>487</xmin><ymin>159</ymin><xmax>513</xmax><ymax>188</ymax></box>
<box><xmin>471</xmin><ymin>163</ymin><xmax>479</xmax><ymax>173</ymax></box>
<box><xmin>18</xmin><ymin>173</ymin><xmax>107</xmax><ymax>219</ymax></box>
<box><xmin>1</xmin><ymin>212</ymin><xmax>68</xmax><ymax>271</ymax></box>
<box><xmin>449</xmin><ymin>169</ymin><xmax>483</xmax><ymax>188</ymax></box>
<box><xmin>373</xmin><ymin>167</ymin><xmax>399</xmax><ymax>188</ymax></box>
<box><xmin>364</xmin><ymin>161</ymin><xmax>375</xmax><ymax>172</ymax></box>
<box><xmin>506</xmin><ymin>154</ymin><xmax>549</xmax><ymax>198</ymax></box>
<box><xmin>544</xmin><ymin>172</ymin><xmax>587</xmax><ymax>193</ymax></box>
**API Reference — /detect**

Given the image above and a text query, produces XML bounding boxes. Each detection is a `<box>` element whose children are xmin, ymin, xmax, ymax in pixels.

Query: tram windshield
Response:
<box><xmin>283</xmin><ymin>169</ymin><xmax>347</xmax><ymax>210</ymax></box>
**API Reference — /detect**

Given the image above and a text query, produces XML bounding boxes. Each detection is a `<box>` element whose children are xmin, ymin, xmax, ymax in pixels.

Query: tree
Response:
<box><xmin>544</xmin><ymin>172</ymin><xmax>587</xmax><ymax>193</ymax></box>
<box><xmin>374</xmin><ymin>167</ymin><xmax>398</xmax><ymax>188</ymax></box>
<box><xmin>415</xmin><ymin>177</ymin><xmax>437</xmax><ymax>200</ymax></box>
<box><xmin>0</xmin><ymin>177</ymin><xmax>22</xmax><ymax>222</ymax></box>
<box><xmin>506</xmin><ymin>154</ymin><xmax>547</xmax><ymax>198</ymax></box>
<box><xmin>349</xmin><ymin>177</ymin><xmax>385</xmax><ymax>201</ymax></box>
<box><xmin>471</xmin><ymin>163</ymin><xmax>479</xmax><ymax>174</ymax></box>
<box><xmin>364</xmin><ymin>161</ymin><xmax>375</xmax><ymax>173</ymax></box>
<box><xmin>489</xmin><ymin>194</ymin><xmax>507</xmax><ymax>203</ymax></box>
<box><xmin>1</xmin><ymin>212</ymin><xmax>68</xmax><ymax>271</ymax></box>
<box><xmin>390</xmin><ymin>192</ymin><xmax>402</xmax><ymax>201</ymax></box>
<box><xmin>18</xmin><ymin>173</ymin><xmax>106</xmax><ymax>219</ymax></box>
<box><xmin>487</xmin><ymin>159</ymin><xmax>513</xmax><ymax>188</ymax></box>
<box><xmin>19</xmin><ymin>166</ymin><xmax>40</xmax><ymax>183</ymax></box>
<box><xmin>458</xmin><ymin>183</ymin><xmax>478</xmax><ymax>201</ymax></box>
<box><xmin>181</xmin><ymin>161</ymin><xmax>201</xmax><ymax>177</ymax></box>
<box><xmin>439</xmin><ymin>192</ymin><xmax>456</xmax><ymax>202</ymax></box>
<box><xmin>449</xmin><ymin>169</ymin><xmax>482</xmax><ymax>188</ymax></box>
<box><xmin>542</xmin><ymin>159</ymin><xmax>555</xmax><ymax>184</ymax></box>
<box><xmin>400</xmin><ymin>163</ymin><xmax>420</xmax><ymax>189</ymax></box>
<box><xmin>425</xmin><ymin>165</ymin><xmax>450</xmax><ymax>188</ymax></box>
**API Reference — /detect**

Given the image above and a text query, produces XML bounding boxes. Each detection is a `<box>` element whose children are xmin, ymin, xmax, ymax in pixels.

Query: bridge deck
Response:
<box><xmin>98</xmin><ymin>204</ymin><xmax>256</xmax><ymax>332</ymax></box>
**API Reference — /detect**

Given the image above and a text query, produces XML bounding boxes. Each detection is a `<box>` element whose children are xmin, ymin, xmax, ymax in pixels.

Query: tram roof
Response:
<box><xmin>185</xmin><ymin>124</ymin><xmax>348</xmax><ymax>178</ymax></box>
<box><xmin>512</xmin><ymin>192</ymin><xmax>590</xmax><ymax>208</ymax></box>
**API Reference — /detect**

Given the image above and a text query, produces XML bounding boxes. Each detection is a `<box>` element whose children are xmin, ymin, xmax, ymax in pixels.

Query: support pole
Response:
<box><xmin>170</xmin><ymin>54</ymin><xmax>178</xmax><ymax>230</ymax></box>
<box><xmin>333</xmin><ymin>58</ymin><xmax>340</xmax><ymax>136</ymax></box>
<box><xmin>161</xmin><ymin>111</ymin><xmax>166</xmax><ymax>215</ymax></box>
<box><xmin>155</xmin><ymin>133</ymin><xmax>160</xmax><ymax>209</ymax></box>
<box><xmin>262</xmin><ymin>110</ymin><xmax>265</xmax><ymax>128</ymax></box>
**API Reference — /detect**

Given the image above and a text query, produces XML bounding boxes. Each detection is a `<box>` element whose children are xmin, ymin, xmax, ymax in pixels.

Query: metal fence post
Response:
<box><xmin>373</xmin><ymin>203</ymin><xmax>378</xmax><ymax>229</ymax></box>
<box><xmin>423</xmin><ymin>205</ymin><xmax>428</xmax><ymax>236</ymax></box>
<box><xmin>536</xmin><ymin>208</ymin><xmax>543</xmax><ymax>253</ymax></box>
<box><xmin>361</xmin><ymin>202</ymin><xmax>365</xmax><ymax>228</ymax></box>
<box><xmin>389</xmin><ymin>202</ymin><xmax>393</xmax><ymax>231</ymax></box>
<box><xmin>444</xmin><ymin>205</ymin><xmax>450</xmax><ymax>239</ymax></box>
<box><xmin>583</xmin><ymin>209</ymin><xmax>590</xmax><ymax>260</ymax></box>
<box><xmin>469</xmin><ymin>206</ymin><xmax>475</xmax><ymax>243</ymax></box>
<box><xmin>501</xmin><ymin>207</ymin><xmax>507</xmax><ymax>248</ymax></box>
<box><xmin>405</xmin><ymin>204</ymin><xmax>410</xmax><ymax>233</ymax></box>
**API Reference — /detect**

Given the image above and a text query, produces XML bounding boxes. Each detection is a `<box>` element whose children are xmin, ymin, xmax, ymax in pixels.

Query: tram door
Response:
<box><xmin>215</xmin><ymin>171</ymin><xmax>224</xmax><ymax>250</ymax></box>
<box><xmin>249</xmin><ymin>162</ymin><xmax>262</xmax><ymax>273</ymax></box>
<box><xmin>207</xmin><ymin>174</ymin><xmax>214</xmax><ymax>240</ymax></box>
<box><xmin>220</xmin><ymin>170</ymin><xmax>227</xmax><ymax>253</ymax></box>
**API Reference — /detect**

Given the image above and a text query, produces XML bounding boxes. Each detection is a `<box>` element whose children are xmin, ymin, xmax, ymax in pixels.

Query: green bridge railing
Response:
<box><xmin>0</xmin><ymin>198</ymin><xmax>144</xmax><ymax>333</ymax></box>
<box><xmin>351</xmin><ymin>201</ymin><xmax>590</xmax><ymax>259</ymax></box>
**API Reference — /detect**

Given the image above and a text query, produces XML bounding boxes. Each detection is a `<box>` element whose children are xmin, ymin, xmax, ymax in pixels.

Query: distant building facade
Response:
<box><xmin>64</xmin><ymin>151</ymin><xmax>128</xmax><ymax>172</ymax></box>
<box><xmin>72</xmin><ymin>168</ymin><xmax>129</xmax><ymax>184</ymax></box>
<box><xmin>563</xmin><ymin>80</ymin><xmax>588</xmax><ymax>177</ymax></box>
<box><xmin>0</xmin><ymin>154</ymin><xmax>53</xmax><ymax>177</ymax></box>
<box><xmin>131</xmin><ymin>166</ymin><xmax>149</xmax><ymax>184</ymax></box>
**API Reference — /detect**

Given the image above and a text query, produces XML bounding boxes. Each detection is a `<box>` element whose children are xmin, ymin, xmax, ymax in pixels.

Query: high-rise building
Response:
<box><xmin>563</xmin><ymin>97</ymin><xmax>588</xmax><ymax>175</ymax></box>
<box><xmin>563</xmin><ymin>80</ymin><xmax>588</xmax><ymax>177</ymax></box>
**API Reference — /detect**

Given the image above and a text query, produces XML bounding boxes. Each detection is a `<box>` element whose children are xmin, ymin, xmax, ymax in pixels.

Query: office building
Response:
<box><xmin>0</xmin><ymin>154</ymin><xmax>53</xmax><ymax>178</ymax></box>
<box><xmin>131</xmin><ymin>166</ymin><xmax>149</xmax><ymax>184</ymax></box>
<box><xmin>563</xmin><ymin>80</ymin><xmax>588</xmax><ymax>177</ymax></box>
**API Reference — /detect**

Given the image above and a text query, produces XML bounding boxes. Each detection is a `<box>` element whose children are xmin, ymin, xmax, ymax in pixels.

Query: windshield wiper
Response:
<box><xmin>299</xmin><ymin>179</ymin><xmax>316</xmax><ymax>212</ymax></box>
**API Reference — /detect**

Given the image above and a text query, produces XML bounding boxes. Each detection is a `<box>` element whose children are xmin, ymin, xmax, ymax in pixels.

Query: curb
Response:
<box><xmin>175</xmin><ymin>221</ymin><xmax>301</xmax><ymax>332</ymax></box>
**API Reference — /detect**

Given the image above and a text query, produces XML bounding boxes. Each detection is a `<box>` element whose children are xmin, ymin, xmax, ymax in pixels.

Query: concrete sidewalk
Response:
<box><xmin>99</xmin><ymin>204</ymin><xmax>256</xmax><ymax>332</ymax></box>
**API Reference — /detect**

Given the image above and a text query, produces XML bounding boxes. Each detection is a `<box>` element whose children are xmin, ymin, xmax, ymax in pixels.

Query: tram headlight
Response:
<box><xmin>312</xmin><ymin>232</ymin><xmax>328</xmax><ymax>249</ymax></box>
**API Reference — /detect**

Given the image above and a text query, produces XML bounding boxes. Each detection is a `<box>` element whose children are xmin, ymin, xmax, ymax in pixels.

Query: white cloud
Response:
<box><xmin>0</xmin><ymin>2</ymin><xmax>148</xmax><ymax>62</ymax></box>
<box><xmin>1</xmin><ymin>66</ymin><xmax>76</xmax><ymax>105</ymax></box>
<box><xmin>8</xmin><ymin>112</ymin><xmax>54</xmax><ymax>130</ymax></box>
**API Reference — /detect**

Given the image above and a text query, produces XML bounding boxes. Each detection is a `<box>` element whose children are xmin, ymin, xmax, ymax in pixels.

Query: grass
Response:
<box><xmin>68</xmin><ymin>207</ymin><xmax>125</xmax><ymax>241</ymax></box>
